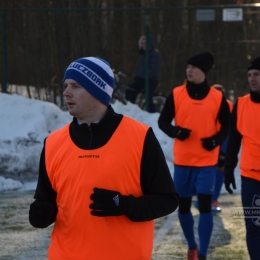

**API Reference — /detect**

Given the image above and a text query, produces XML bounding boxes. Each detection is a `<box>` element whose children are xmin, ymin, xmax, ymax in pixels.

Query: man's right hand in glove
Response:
<box><xmin>89</xmin><ymin>188</ymin><xmax>127</xmax><ymax>217</ymax></box>
<box><xmin>224</xmin><ymin>168</ymin><xmax>236</xmax><ymax>194</ymax></box>
<box><xmin>29</xmin><ymin>192</ymin><xmax>57</xmax><ymax>228</ymax></box>
<box><xmin>175</xmin><ymin>126</ymin><xmax>192</xmax><ymax>141</ymax></box>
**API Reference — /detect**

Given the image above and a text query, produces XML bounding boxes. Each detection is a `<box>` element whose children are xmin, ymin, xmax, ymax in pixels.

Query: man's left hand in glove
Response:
<box><xmin>201</xmin><ymin>136</ymin><xmax>219</xmax><ymax>151</ymax></box>
<box><xmin>90</xmin><ymin>188</ymin><xmax>127</xmax><ymax>217</ymax></box>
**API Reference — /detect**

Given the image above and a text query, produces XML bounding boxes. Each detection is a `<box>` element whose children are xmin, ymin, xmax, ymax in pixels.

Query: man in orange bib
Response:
<box><xmin>224</xmin><ymin>56</ymin><xmax>260</xmax><ymax>260</ymax></box>
<box><xmin>29</xmin><ymin>57</ymin><xmax>179</xmax><ymax>260</ymax></box>
<box><xmin>193</xmin><ymin>84</ymin><xmax>233</xmax><ymax>213</ymax></box>
<box><xmin>158</xmin><ymin>52</ymin><xmax>230</xmax><ymax>260</ymax></box>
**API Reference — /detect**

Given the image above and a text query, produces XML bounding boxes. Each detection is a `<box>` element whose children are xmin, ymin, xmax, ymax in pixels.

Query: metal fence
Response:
<box><xmin>1</xmin><ymin>4</ymin><xmax>260</xmax><ymax>108</ymax></box>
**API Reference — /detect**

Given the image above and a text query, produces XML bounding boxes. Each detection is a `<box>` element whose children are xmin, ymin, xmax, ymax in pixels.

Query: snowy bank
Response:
<box><xmin>0</xmin><ymin>93</ymin><xmax>240</xmax><ymax>193</ymax></box>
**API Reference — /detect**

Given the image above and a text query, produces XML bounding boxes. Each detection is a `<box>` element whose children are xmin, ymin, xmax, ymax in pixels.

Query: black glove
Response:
<box><xmin>29</xmin><ymin>192</ymin><xmax>56</xmax><ymax>228</ymax></box>
<box><xmin>224</xmin><ymin>168</ymin><xmax>236</xmax><ymax>194</ymax></box>
<box><xmin>175</xmin><ymin>127</ymin><xmax>191</xmax><ymax>141</ymax></box>
<box><xmin>201</xmin><ymin>136</ymin><xmax>218</xmax><ymax>151</ymax></box>
<box><xmin>90</xmin><ymin>188</ymin><xmax>127</xmax><ymax>217</ymax></box>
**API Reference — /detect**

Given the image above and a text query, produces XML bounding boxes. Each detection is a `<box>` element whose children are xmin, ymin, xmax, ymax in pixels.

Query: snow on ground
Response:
<box><xmin>0</xmin><ymin>92</ymin><xmax>241</xmax><ymax>193</ymax></box>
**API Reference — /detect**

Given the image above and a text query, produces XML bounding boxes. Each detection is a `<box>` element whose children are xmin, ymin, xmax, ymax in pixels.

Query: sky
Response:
<box><xmin>0</xmin><ymin>92</ymin><xmax>241</xmax><ymax>193</ymax></box>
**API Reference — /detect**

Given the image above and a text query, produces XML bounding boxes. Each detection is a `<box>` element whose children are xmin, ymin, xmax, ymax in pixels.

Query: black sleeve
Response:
<box><xmin>214</xmin><ymin>94</ymin><xmax>230</xmax><ymax>145</ymax></box>
<box><xmin>158</xmin><ymin>91</ymin><xmax>180</xmax><ymax>138</ymax></box>
<box><xmin>125</xmin><ymin>128</ymin><xmax>179</xmax><ymax>222</ymax></box>
<box><xmin>31</xmin><ymin>140</ymin><xmax>58</xmax><ymax>225</ymax></box>
<box><xmin>34</xmin><ymin>144</ymin><xmax>57</xmax><ymax>203</ymax></box>
<box><xmin>225</xmin><ymin>101</ymin><xmax>242</xmax><ymax>171</ymax></box>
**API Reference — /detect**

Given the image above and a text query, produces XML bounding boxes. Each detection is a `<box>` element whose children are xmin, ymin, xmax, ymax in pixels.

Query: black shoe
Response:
<box><xmin>197</xmin><ymin>254</ymin><xmax>206</xmax><ymax>260</ymax></box>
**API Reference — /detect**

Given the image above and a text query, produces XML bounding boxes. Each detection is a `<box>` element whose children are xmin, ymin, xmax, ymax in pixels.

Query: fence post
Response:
<box><xmin>1</xmin><ymin>9</ymin><xmax>7</xmax><ymax>93</ymax></box>
<box><xmin>145</xmin><ymin>9</ymin><xmax>150</xmax><ymax>112</ymax></box>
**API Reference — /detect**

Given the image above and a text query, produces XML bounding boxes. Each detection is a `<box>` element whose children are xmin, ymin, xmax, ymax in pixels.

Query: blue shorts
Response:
<box><xmin>173</xmin><ymin>165</ymin><xmax>217</xmax><ymax>197</ymax></box>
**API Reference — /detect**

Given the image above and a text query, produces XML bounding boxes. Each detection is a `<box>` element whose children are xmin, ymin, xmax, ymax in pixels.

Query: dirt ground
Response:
<box><xmin>0</xmin><ymin>190</ymin><xmax>250</xmax><ymax>260</ymax></box>
<box><xmin>152</xmin><ymin>193</ymin><xmax>250</xmax><ymax>260</ymax></box>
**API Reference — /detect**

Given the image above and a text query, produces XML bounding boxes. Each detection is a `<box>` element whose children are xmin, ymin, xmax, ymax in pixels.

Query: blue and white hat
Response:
<box><xmin>63</xmin><ymin>57</ymin><xmax>114</xmax><ymax>106</ymax></box>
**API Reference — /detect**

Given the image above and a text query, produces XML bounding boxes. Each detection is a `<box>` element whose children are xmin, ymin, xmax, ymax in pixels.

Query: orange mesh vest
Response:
<box><xmin>173</xmin><ymin>85</ymin><xmax>222</xmax><ymax>166</ymax></box>
<box><xmin>237</xmin><ymin>95</ymin><xmax>260</xmax><ymax>180</ymax></box>
<box><xmin>45</xmin><ymin>116</ymin><xmax>154</xmax><ymax>260</ymax></box>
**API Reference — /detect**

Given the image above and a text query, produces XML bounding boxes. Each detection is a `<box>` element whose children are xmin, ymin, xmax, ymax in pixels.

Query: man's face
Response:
<box><xmin>141</xmin><ymin>39</ymin><xmax>146</xmax><ymax>50</ymax></box>
<box><xmin>248</xmin><ymin>69</ymin><xmax>260</xmax><ymax>93</ymax></box>
<box><xmin>63</xmin><ymin>79</ymin><xmax>100</xmax><ymax>120</ymax></box>
<box><xmin>186</xmin><ymin>65</ymin><xmax>206</xmax><ymax>84</ymax></box>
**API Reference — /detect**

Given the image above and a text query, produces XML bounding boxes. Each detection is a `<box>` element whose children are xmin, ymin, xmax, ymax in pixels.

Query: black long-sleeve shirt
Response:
<box><xmin>225</xmin><ymin>91</ymin><xmax>260</xmax><ymax>172</ymax></box>
<box><xmin>158</xmin><ymin>80</ymin><xmax>230</xmax><ymax>151</ymax></box>
<box><xmin>33</xmin><ymin>106</ymin><xmax>179</xmax><ymax>225</ymax></box>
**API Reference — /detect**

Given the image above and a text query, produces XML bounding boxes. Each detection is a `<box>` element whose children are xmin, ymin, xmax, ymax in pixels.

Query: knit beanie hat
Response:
<box><xmin>187</xmin><ymin>52</ymin><xmax>214</xmax><ymax>74</ymax></box>
<box><xmin>247</xmin><ymin>56</ymin><xmax>260</xmax><ymax>71</ymax></box>
<box><xmin>63</xmin><ymin>57</ymin><xmax>114</xmax><ymax>106</ymax></box>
